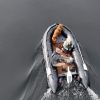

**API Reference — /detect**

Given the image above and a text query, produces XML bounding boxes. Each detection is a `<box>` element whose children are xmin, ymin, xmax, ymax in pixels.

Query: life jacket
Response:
<box><xmin>52</xmin><ymin>24</ymin><xmax>63</xmax><ymax>44</ymax></box>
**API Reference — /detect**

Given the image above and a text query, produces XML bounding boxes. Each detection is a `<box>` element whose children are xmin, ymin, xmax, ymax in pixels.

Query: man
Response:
<box><xmin>52</xmin><ymin>36</ymin><xmax>76</xmax><ymax>74</ymax></box>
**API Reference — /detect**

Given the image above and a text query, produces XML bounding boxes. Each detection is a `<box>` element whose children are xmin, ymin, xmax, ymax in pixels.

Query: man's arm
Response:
<box><xmin>53</xmin><ymin>62</ymin><xmax>65</xmax><ymax>67</ymax></box>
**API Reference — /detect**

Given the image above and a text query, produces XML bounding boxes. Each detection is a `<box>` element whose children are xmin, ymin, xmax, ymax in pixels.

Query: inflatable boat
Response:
<box><xmin>42</xmin><ymin>23</ymin><xmax>89</xmax><ymax>93</ymax></box>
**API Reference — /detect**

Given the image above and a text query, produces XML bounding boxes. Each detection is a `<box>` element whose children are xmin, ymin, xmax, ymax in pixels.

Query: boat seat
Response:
<box><xmin>58</xmin><ymin>70</ymin><xmax>78</xmax><ymax>77</ymax></box>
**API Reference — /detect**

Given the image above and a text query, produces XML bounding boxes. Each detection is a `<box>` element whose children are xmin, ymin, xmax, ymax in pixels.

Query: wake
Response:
<box><xmin>41</xmin><ymin>79</ymin><xmax>91</xmax><ymax>100</ymax></box>
<box><xmin>87</xmin><ymin>88</ymin><xmax>100</xmax><ymax>100</ymax></box>
<box><xmin>41</xmin><ymin>79</ymin><xmax>100</xmax><ymax>100</ymax></box>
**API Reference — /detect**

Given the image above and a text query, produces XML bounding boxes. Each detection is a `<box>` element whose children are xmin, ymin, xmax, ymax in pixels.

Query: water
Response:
<box><xmin>0</xmin><ymin>0</ymin><xmax>100</xmax><ymax>100</ymax></box>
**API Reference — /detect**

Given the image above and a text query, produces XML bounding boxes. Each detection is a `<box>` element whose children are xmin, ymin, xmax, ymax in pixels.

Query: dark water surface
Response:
<box><xmin>0</xmin><ymin>0</ymin><xmax>100</xmax><ymax>100</ymax></box>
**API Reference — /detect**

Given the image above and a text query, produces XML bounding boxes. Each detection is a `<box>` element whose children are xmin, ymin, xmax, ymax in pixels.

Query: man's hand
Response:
<box><xmin>55</xmin><ymin>47</ymin><xmax>61</xmax><ymax>54</ymax></box>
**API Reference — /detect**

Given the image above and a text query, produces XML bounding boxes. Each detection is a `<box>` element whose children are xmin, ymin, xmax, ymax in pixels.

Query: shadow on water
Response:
<box><xmin>19</xmin><ymin>41</ymin><xmax>99</xmax><ymax>100</ymax></box>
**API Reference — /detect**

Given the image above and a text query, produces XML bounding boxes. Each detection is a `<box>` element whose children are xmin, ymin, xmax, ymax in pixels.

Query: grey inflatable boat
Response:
<box><xmin>42</xmin><ymin>23</ymin><xmax>89</xmax><ymax>93</ymax></box>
